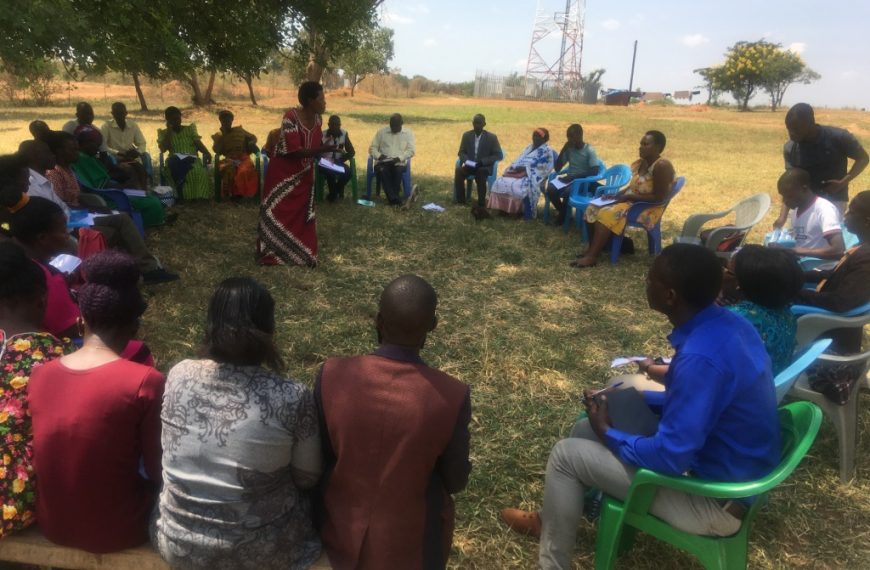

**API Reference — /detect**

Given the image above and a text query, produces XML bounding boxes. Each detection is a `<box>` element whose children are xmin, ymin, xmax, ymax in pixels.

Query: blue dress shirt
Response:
<box><xmin>605</xmin><ymin>304</ymin><xmax>781</xmax><ymax>482</ymax></box>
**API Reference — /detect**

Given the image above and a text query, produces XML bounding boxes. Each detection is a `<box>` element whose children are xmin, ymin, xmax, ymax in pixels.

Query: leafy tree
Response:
<box><xmin>287</xmin><ymin>0</ymin><xmax>385</xmax><ymax>82</ymax></box>
<box><xmin>758</xmin><ymin>50</ymin><xmax>820</xmax><ymax>111</ymax></box>
<box><xmin>708</xmin><ymin>40</ymin><xmax>820</xmax><ymax>111</ymax></box>
<box><xmin>693</xmin><ymin>66</ymin><xmax>724</xmax><ymax>105</ymax></box>
<box><xmin>337</xmin><ymin>25</ymin><xmax>394</xmax><ymax>96</ymax></box>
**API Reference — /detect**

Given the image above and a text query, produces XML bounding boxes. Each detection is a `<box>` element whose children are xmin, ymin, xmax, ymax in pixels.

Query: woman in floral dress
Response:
<box><xmin>0</xmin><ymin>242</ymin><xmax>70</xmax><ymax>537</ymax></box>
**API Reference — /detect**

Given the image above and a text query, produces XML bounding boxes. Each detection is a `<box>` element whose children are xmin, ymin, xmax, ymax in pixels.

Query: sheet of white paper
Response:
<box><xmin>464</xmin><ymin>160</ymin><xmax>477</xmax><ymax>168</ymax></box>
<box><xmin>174</xmin><ymin>153</ymin><xmax>196</xmax><ymax>160</ymax></box>
<box><xmin>422</xmin><ymin>202</ymin><xmax>445</xmax><ymax>212</ymax></box>
<box><xmin>318</xmin><ymin>158</ymin><xmax>346</xmax><ymax>173</ymax></box>
<box><xmin>49</xmin><ymin>254</ymin><xmax>82</xmax><ymax>274</ymax></box>
<box><xmin>589</xmin><ymin>197</ymin><xmax>617</xmax><ymax>207</ymax></box>
<box><xmin>122</xmin><ymin>189</ymin><xmax>147</xmax><ymax>198</ymax></box>
<box><xmin>610</xmin><ymin>356</ymin><xmax>648</xmax><ymax>368</ymax></box>
<box><xmin>550</xmin><ymin>178</ymin><xmax>568</xmax><ymax>190</ymax></box>
<box><xmin>661</xmin><ymin>357</ymin><xmax>672</xmax><ymax>364</ymax></box>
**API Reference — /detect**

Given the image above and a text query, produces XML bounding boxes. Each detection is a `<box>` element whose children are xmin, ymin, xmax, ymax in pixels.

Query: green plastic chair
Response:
<box><xmin>594</xmin><ymin>401</ymin><xmax>822</xmax><ymax>570</ymax></box>
<box><xmin>314</xmin><ymin>157</ymin><xmax>359</xmax><ymax>202</ymax></box>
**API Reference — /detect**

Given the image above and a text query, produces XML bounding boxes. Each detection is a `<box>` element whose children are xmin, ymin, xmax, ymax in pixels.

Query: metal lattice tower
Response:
<box><xmin>525</xmin><ymin>0</ymin><xmax>586</xmax><ymax>98</ymax></box>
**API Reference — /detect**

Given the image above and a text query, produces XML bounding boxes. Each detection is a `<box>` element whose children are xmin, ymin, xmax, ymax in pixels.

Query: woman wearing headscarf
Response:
<box><xmin>486</xmin><ymin>128</ymin><xmax>555</xmax><ymax>218</ymax></box>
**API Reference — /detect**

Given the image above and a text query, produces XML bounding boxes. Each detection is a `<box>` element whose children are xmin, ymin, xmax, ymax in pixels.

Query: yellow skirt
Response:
<box><xmin>586</xmin><ymin>201</ymin><xmax>665</xmax><ymax>234</ymax></box>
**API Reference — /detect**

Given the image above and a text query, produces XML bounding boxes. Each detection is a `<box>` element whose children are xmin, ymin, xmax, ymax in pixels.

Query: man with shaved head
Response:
<box><xmin>315</xmin><ymin>275</ymin><xmax>471</xmax><ymax>569</ymax></box>
<box><xmin>454</xmin><ymin>113</ymin><xmax>502</xmax><ymax>207</ymax></box>
<box><xmin>774</xmin><ymin>167</ymin><xmax>845</xmax><ymax>259</ymax></box>
<box><xmin>369</xmin><ymin>113</ymin><xmax>416</xmax><ymax>205</ymax></box>
<box><xmin>774</xmin><ymin>102</ymin><xmax>869</xmax><ymax>227</ymax></box>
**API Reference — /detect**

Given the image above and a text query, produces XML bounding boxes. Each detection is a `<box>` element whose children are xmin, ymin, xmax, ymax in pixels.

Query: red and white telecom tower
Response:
<box><xmin>525</xmin><ymin>0</ymin><xmax>586</xmax><ymax>100</ymax></box>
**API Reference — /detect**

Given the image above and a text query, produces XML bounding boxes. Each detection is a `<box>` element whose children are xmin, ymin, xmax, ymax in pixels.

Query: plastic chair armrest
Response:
<box><xmin>629</xmin><ymin>469</ymin><xmax>769</xmax><ymax>501</ymax></box>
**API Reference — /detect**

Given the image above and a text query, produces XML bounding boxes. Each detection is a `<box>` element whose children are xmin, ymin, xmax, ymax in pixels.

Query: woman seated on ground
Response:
<box><xmin>796</xmin><ymin>190</ymin><xmax>870</xmax><ymax>352</ymax></box>
<box><xmin>28</xmin><ymin>251</ymin><xmax>164</xmax><ymax>553</ymax></box>
<box><xmin>71</xmin><ymin>127</ymin><xmax>167</xmax><ymax>227</ymax></box>
<box><xmin>0</xmin><ymin>242</ymin><xmax>72</xmax><ymax>539</ymax></box>
<box><xmin>486</xmin><ymin>128</ymin><xmax>554</xmax><ymax>217</ymax></box>
<box><xmin>212</xmin><ymin>109</ymin><xmax>259</xmax><ymax>201</ymax></box>
<box><xmin>572</xmin><ymin>130</ymin><xmax>675</xmax><ymax>268</ymax></box>
<box><xmin>158</xmin><ymin>106</ymin><xmax>213</xmax><ymax>201</ymax></box>
<box><xmin>154</xmin><ymin>277</ymin><xmax>322</xmax><ymax>569</ymax></box>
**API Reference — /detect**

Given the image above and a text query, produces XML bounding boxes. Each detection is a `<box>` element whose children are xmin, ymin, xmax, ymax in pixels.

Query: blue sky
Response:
<box><xmin>380</xmin><ymin>0</ymin><xmax>869</xmax><ymax>109</ymax></box>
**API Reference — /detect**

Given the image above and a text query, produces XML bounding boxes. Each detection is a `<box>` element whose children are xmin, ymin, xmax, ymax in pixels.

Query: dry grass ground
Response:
<box><xmin>2</xmin><ymin>87</ymin><xmax>870</xmax><ymax>569</ymax></box>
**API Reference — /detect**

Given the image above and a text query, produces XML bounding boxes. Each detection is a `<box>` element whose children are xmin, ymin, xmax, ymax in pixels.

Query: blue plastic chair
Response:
<box><xmin>365</xmin><ymin>157</ymin><xmax>412</xmax><ymax>201</ymax></box>
<box><xmin>75</xmin><ymin>179</ymin><xmax>145</xmax><ymax>237</ymax></box>
<box><xmin>774</xmin><ymin>338</ymin><xmax>833</xmax><ymax>402</ymax></box>
<box><xmin>566</xmin><ymin>164</ymin><xmax>632</xmax><ymax>241</ymax></box>
<box><xmin>543</xmin><ymin>159</ymin><xmax>606</xmax><ymax>225</ymax></box>
<box><xmin>791</xmin><ymin>301</ymin><xmax>870</xmax><ymax>318</ymax></box>
<box><xmin>609</xmin><ymin>176</ymin><xmax>686</xmax><ymax>264</ymax></box>
<box><xmin>798</xmin><ymin>225</ymin><xmax>861</xmax><ymax>271</ymax></box>
<box><xmin>454</xmin><ymin>150</ymin><xmax>503</xmax><ymax>203</ymax></box>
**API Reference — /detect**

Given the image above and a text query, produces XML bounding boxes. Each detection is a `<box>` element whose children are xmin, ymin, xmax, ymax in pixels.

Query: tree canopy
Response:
<box><xmin>0</xmin><ymin>0</ymin><xmax>389</xmax><ymax>109</ymax></box>
<box><xmin>698</xmin><ymin>40</ymin><xmax>820</xmax><ymax>111</ymax></box>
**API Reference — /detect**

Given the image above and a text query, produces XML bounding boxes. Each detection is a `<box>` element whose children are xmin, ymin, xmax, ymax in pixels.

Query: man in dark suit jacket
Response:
<box><xmin>454</xmin><ymin>114</ymin><xmax>502</xmax><ymax>206</ymax></box>
<box><xmin>315</xmin><ymin>275</ymin><xmax>472</xmax><ymax>570</ymax></box>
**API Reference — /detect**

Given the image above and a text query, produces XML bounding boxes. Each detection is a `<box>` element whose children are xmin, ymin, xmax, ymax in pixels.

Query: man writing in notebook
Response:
<box><xmin>500</xmin><ymin>244</ymin><xmax>780</xmax><ymax>570</ymax></box>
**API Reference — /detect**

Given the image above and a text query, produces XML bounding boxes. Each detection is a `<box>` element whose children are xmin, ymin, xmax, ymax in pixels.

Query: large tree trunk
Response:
<box><xmin>204</xmin><ymin>69</ymin><xmax>217</xmax><ymax>104</ymax></box>
<box><xmin>306</xmin><ymin>58</ymin><xmax>324</xmax><ymax>82</ymax></box>
<box><xmin>188</xmin><ymin>74</ymin><xmax>206</xmax><ymax>106</ymax></box>
<box><xmin>351</xmin><ymin>75</ymin><xmax>363</xmax><ymax>97</ymax></box>
<box><xmin>132</xmin><ymin>72</ymin><xmax>148</xmax><ymax>111</ymax></box>
<box><xmin>244</xmin><ymin>74</ymin><xmax>258</xmax><ymax>106</ymax></box>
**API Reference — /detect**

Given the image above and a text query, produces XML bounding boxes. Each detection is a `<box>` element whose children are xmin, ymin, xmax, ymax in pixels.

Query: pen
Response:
<box><xmin>586</xmin><ymin>381</ymin><xmax>623</xmax><ymax>402</ymax></box>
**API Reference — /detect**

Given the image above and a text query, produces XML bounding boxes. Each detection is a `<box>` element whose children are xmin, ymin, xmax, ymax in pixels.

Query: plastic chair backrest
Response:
<box><xmin>774</xmin><ymin>338</ymin><xmax>832</xmax><ymax>402</ymax></box>
<box><xmin>773</xmin><ymin>401</ymin><xmax>823</xmax><ymax>485</ymax></box>
<box><xmin>733</xmin><ymin>193</ymin><xmax>772</xmax><ymax>228</ymax></box>
<box><xmin>843</xmin><ymin>227</ymin><xmax>860</xmax><ymax>249</ymax></box>
<box><xmin>794</xmin><ymin>309</ymin><xmax>870</xmax><ymax>349</ymax></box>
<box><xmin>791</xmin><ymin>300</ymin><xmax>870</xmax><ymax>318</ymax></box>
<box><xmin>666</xmin><ymin>176</ymin><xmax>686</xmax><ymax>203</ymax></box>
<box><xmin>601</xmin><ymin>164</ymin><xmax>631</xmax><ymax>189</ymax></box>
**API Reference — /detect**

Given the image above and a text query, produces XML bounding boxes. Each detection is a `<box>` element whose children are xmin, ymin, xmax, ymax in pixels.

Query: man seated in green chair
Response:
<box><xmin>319</xmin><ymin>115</ymin><xmax>356</xmax><ymax>202</ymax></box>
<box><xmin>500</xmin><ymin>244</ymin><xmax>781</xmax><ymax>570</ymax></box>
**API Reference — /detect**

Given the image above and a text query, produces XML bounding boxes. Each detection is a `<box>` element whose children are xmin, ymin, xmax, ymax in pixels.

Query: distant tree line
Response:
<box><xmin>0</xmin><ymin>0</ymin><xmax>394</xmax><ymax>109</ymax></box>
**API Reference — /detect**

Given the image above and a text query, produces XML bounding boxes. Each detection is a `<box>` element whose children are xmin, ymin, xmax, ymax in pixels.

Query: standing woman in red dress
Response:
<box><xmin>257</xmin><ymin>82</ymin><xmax>334</xmax><ymax>267</ymax></box>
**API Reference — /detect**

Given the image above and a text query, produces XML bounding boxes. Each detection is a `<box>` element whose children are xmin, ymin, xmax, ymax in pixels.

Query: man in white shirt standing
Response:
<box><xmin>368</xmin><ymin>113</ymin><xmax>416</xmax><ymax>205</ymax></box>
<box><xmin>775</xmin><ymin>168</ymin><xmax>845</xmax><ymax>260</ymax></box>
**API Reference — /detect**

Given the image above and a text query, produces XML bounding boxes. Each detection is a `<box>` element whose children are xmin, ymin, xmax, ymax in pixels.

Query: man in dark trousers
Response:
<box><xmin>315</xmin><ymin>275</ymin><xmax>471</xmax><ymax>570</ymax></box>
<box><xmin>774</xmin><ymin>102</ymin><xmax>869</xmax><ymax>227</ymax></box>
<box><xmin>453</xmin><ymin>114</ymin><xmax>502</xmax><ymax>207</ymax></box>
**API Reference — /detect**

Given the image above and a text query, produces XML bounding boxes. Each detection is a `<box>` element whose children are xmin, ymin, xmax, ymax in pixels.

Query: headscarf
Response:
<box><xmin>74</xmin><ymin>124</ymin><xmax>103</xmax><ymax>148</ymax></box>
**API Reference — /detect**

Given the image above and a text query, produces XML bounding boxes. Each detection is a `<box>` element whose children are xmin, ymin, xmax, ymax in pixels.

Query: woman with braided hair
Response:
<box><xmin>28</xmin><ymin>250</ymin><xmax>165</xmax><ymax>553</ymax></box>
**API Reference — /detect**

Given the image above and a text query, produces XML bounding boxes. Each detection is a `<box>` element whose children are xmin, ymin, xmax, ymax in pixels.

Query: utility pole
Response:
<box><xmin>628</xmin><ymin>40</ymin><xmax>638</xmax><ymax>94</ymax></box>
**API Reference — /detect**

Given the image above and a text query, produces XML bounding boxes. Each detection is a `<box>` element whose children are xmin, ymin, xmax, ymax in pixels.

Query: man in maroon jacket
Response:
<box><xmin>315</xmin><ymin>275</ymin><xmax>472</xmax><ymax>570</ymax></box>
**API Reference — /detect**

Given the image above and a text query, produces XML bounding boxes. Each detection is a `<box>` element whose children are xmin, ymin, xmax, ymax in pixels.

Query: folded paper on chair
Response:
<box><xmin>589</xmin><ymin>196</ymin><xmax>617</xmax><ymax>207</ymax></box>
<box><xmin>606</xmin><ymin>387</ymin><xmax>660</xmax><ymax>437</ymax></box>
<box><xmin>550</xmin><ymin>178</ymin><xmax>569</xmax><ymax>190</ymax></box>
<box><xmin>122</xmin><ymin>189</ymin><xmax>147</xmax><ymax>198</ymax></box>
<box><xmin>318</xmin><ymin>158</ymin><xmax>346</xmax><ymax>174</ymax></box>
<box><xmin>464</xmin><ymin>160</ymin><xmax>477</xmax><ymax>168</ymax></box>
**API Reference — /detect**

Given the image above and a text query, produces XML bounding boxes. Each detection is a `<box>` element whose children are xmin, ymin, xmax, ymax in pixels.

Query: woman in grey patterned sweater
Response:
<box><xmin>153</xmin><ymin>278</ymin><xmax>322</xmax><ymax>570</ymax></box>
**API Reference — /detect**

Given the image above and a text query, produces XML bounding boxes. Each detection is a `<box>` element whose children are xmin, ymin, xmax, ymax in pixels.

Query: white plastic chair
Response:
<box><xmin>791</xmin><ymin>311</ymin><xmax>870</xmax><ymax>482</ymax></box>
<box><xmin>674</xmin><ymin>193</ymin><xmax>771</xmax><ymax>255</ymax></box>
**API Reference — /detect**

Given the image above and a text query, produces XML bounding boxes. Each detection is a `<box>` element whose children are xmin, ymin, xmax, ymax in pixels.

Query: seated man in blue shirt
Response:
<box><xmin>500</xmin><ymin>243</ymin><xmax>781</xmax><ymax>570</ymax></box>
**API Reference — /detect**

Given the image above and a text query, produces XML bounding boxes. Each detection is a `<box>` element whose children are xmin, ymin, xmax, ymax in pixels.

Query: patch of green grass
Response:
<box><xmin>5</xmin><ymin>95</ymin><xmax>870</xmax><ymax>569</ymax></box>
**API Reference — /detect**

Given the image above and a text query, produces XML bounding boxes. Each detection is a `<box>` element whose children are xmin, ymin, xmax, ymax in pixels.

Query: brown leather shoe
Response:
<box><xmin>499</xmin><ymin>508</ymin><xmax>542</xmax><ymax>538</ymax></box>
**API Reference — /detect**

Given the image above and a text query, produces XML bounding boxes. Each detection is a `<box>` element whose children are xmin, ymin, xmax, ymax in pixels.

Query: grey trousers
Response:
<box><xmin>538</xmin><ymin>419</ymin><xmax>742</xmax><ymax>569</ymax></box>
<box><xmin>91</xmin><ymin>214</ymin><xmax>160</xmax><ymax>273</ymax></box>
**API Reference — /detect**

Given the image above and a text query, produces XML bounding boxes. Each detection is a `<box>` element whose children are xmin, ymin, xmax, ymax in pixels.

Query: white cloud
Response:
<box><xmin>515</xmin><ymin>58</ymin><xmax>527</xmax><ymax>70</ymax></box>
<box><xmin>382</xmin><ymin>11</ymin><xmax>414</xmax><ymax>24</ymax></box>
<box><xmin>842</xmin><ymin>69</ymin><xmax>858</xmax><ymax>80</ymax></box>
<box><xmin>681</xmin><ymin>33</ymin><xmax>709</xmax><ymax>47</ymax></box>
<box><xmin>601</xmin><ymin>18</ymin><xmax>620</xmax><ymax>31</ymax></box>
<box><xmin>787</xmin><ymin>42</ymin><xmax>806</xmax><ymax>54</ymax></box>
<box><xmin>423</xmin><ymin>38</ymin><xmax>437</xmax><ymax>47</ymax></box>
